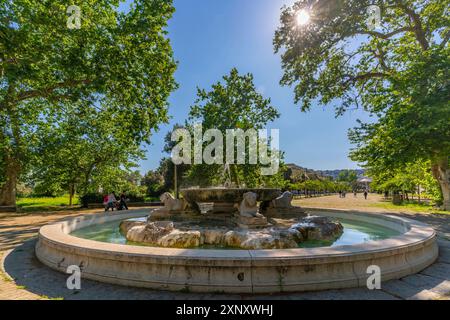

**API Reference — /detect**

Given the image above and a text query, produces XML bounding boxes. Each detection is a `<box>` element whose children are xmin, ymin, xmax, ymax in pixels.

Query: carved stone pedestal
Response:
<box><xmin>149</xmin><ymin>209</ymin><xmax>195</xmax><ymax>221</ymax></box>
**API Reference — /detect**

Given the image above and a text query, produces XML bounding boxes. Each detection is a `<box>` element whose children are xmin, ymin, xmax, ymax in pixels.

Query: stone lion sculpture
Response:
<box><xmin>160</xmin><ymin>192</ymin><xmax>187</xmax><ymax>211</ymax></box>
<box><xmin>263</xmin><ymin>191</ymin><xmax>305</xmax><ymax>217</ymax></box>
<box><xmin>270</xmin><ymin>191</ymin><xmax>293</xmax><ymax>208</ymax></box>
<box><xmin>238</xmin><ymin>192</ymin><xmax>259</xmax><ymax>217</ymax></box>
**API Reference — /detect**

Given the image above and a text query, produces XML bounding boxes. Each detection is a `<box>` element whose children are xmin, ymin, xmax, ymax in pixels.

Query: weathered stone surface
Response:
<box><xmin>119</xmin><ymin>219</ymin><xmax>146</xmax><ymax>235</ymax></box>
<box><xmin>271</xmin><ymin>191</ymin><xmax>294</xmax><ymax>208</ymax></box>
<box><xmin>270</xmin><ymin>218</ymin><xmax>297</xmax><ymax>227</ymax></box>
<box><xmin>238</xmin><ymin>192</ymin><xmax>259</xmax><ymax>217</ymax></box>
<box><xmin>263</xmin><ymin>191</ymin><xmax>306</xmax><ymax>217</ymax></box>
<box><xmin>236</xmin><ymin>213</ymin><xmax>268</xmax><ymax>228</ymax></box>
<box><xmin>264</xmin><ymin>206</ymin><xmax>307</xmax><ymax>217</ymax></box>
<box><xmin>124</xmin><ymin>215</ymin><xmax>342</xmax><ymax>249</ymax></box>
<box><xmin>180</xmin><ymin>188</ymin><xmax>281</xmax><ymax>204</ymax></box>
<box><xmin>160</xmin><ymin>192</ymin><xmax>188</xmax><ymax>211</ymax></box>
<box><xmin>224</xmin><ymin>231</ymin><xmax>248</xmax><ymax>247</ymax></box>
<box><xmin>235</xmin><ymin>192</ymin><xmax>269</xmax><ymax>228</ymax></box>
<box><xmin>240</xmin><ymin>232</ymin><xmax>298</xmax><ymax>249</ymax></box>
<box><xmin>290</xmin><ymin>216</ymin><xmax>343</xmax><ymax>241</ymax></box>
<box><xmin>157</xmin><ymin>230</ymin><xmax>201</xmax><ymax>248</ymax></box>
<box><xmin>35</xmin><ymin>209</ymin><xmax>440</xmax><ymax>294</ymax></box>
<box><xmin>147</xmin><ymin>192</ymin><xmax>190</xmax><ymax>221</ymax></box>
<box><xmin>126</xmin><ymin>221</ymin><xmax>174</xmax><ymax>243</ymax></box>
<box><xmin>222</xmin><ymin>228</ymin><xmax>303</xmax><ymax>249</ymax></box>
<box><xmin>202</xmin><ymin>229</ymin><xmax>226</xmax><ymax>245</ymax></box>
<box><xmin>280</xmin><ymin>228</ymin><xmax>304</xmax><ymax>243</ymax></box>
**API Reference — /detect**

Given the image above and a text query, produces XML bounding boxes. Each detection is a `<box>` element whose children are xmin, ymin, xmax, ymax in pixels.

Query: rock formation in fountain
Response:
<box><xmin>224</xmin><ymin>229</ymin><xmax>302</xmax><ymax>249</ymax></box>
<box><xmin>119</xmin><ymin>219</ymin><xmax>146</xmax><ymax>235</ymax></box>
<box><xmin>120</xmin><ymin>215</ymin><xmax>343</xmax><ymax>250</ymax></box>
<box><xmin>158</xmin><ymin>230</ymin><xmax>201</xmax><ymax>248</ymax></box>
<box><xmin>120</xmin><ymin>188</ymin><xmax>343</xmax><ymax>249</ymax></box>
<box><xmin>127</xmin><ymin>221</ymin><xmax>174</xmax><ymax>243</ymax></box>
<box><xmin>290</xmin><ymin>216</ymin><xmax>344</xmax><ymax>241</ymax></box>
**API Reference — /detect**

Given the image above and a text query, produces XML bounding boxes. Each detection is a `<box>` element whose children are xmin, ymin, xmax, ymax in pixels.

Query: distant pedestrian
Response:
<box><xmin>354</xmin><ymin>191</ymin><xmax>357</xmax><ymax>198</ymax></box>
<box><xmin>119</xmin><ymin>191</ymin><xmax>129</xmax><ymax>210</ymax></box>
<box><xmin>105</xmin><ymin>192</ymin><xmax>117</xmax><ymax>211</ymax></box>
<box><xmin>338</xmin><ymin>191</ymin><xmax>342</xmax><ymax>198</ymax></box>
<box><xmin>364</xmin><ymin>191</ymin><xmax>368</xmax><ymax>200</ymax></box>
<box><xmin>103</xmin><ymin>194</ymin><xmax>109</xmax><ymax>211</ymax></box>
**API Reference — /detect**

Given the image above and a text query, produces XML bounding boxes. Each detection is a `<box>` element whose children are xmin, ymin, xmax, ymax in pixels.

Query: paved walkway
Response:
<box><xmin>0</xmin><ymin>200</ymin><xmax>449</xmax><ymax>300</ymax></box>
<box><xmin>294</xmin><ymin>194</ymin><xmax>450</xmax><ymax>240</ymax></box>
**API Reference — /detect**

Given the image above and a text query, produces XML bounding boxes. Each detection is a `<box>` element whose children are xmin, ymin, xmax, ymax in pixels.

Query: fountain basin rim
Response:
<box><xmin>37</xmin><ymin>209</ymin><xmax>434</xmax><ymax>261</ymax></box>
<box><xmin>35</xmin><ymin>209</ymin><xmax>438</xmax><ymax>293</ymax></box>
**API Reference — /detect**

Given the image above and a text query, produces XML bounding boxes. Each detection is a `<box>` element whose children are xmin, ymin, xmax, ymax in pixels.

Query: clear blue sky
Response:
<box><xmin>127</xmin><ymin>0</ymin><xmax>371</xmax><ymax>173</ymax></box>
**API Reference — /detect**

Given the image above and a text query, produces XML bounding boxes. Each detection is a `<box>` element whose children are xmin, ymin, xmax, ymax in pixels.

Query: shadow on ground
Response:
<box><xmin>3</xmin><ymin>238</ymin><xmax>449</xmax><ymax>300</ymax></box>
<box><xmin>388</xmin><ymin>212</ymin><xmax>450</xmax><ymax>240</ymax></box>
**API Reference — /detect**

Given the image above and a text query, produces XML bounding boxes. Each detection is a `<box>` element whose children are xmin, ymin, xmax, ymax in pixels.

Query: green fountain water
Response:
<box><xmin>71</xmin><ymin>216</ymin><xmax>400</xmax><ymax>249</ymax></box>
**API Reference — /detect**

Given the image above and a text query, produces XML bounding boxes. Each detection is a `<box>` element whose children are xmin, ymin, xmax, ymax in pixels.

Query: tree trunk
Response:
<box><xmin>230</xmin><ymin>165</ymin><xmax>240</xmax><ymax>188</ymax></box>
<box><xmin>0</xmin><ymin>157</ymin><xmax>19</xmax><ymax>206</ymax></box>
<box><xmin>1</xmin><ymin>98</ymin><xmax>22</xmax><ymax>208</ymax></box>
<box><xmin>431</xmin><ymin>156</ymin><xmax>450</xmax><ymax>211</ymax></box>
<box><xmin>69</xmin><ymin>184</ymin><xmax>76</xmax><ymax>206</ymax></box>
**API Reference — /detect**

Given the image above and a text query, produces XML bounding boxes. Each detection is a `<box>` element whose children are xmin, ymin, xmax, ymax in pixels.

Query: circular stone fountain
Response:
<box><xmin>35</xmin><ymin>190</ymin><xmax>438</xmax><ymax>294</ymax></box>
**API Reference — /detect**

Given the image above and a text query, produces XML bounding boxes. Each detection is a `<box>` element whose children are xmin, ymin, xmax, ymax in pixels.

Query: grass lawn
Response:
<box><xmin>369</xmin><ymin>200</ymin><xmax>449</xmax><ymax>215</ymax></box>
<box><xmin>16</xmin><ymin>194</ymin><xmax>80</xmax><ymax>212</ymax></box>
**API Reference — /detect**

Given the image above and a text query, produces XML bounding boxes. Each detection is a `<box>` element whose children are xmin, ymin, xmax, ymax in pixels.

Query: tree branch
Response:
<box><xmin>440</xmin><ymin>30</ymin><xmax>450</xmax><ymax>49</ymax></box>
<box><xmin>13</xmin><ymin>80</ymin><xmax>91</xmax><ymax>103</ymax></box>
<box><xmin>343</xmin><ymin>72</ymin><xmax>389</xmax><ymax>86</ymax></box>
<box><xmin>369</xmin><ymin>43</ymin><xmax>391</xmax><ymax>72</ymax></box>
<box><xmin>394</xmin><ymin>0</ymin><xmax>429</xmax><ymax>50</ymax></box>
<box><xmin>357</xmin><ymin>27</ymin><xmax>413</xmax><ymax>40</ymax></box>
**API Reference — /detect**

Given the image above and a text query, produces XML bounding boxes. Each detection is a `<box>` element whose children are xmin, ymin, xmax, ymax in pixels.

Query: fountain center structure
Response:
<box><xmin>119</xmin><ymin>188</ymin><xmax>345</xmax><ymax>250</ymax></box>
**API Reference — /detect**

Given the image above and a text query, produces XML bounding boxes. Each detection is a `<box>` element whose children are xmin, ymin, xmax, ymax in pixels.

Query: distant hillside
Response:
<box><xmin>284</xmin><ymin>164</ymin><xmax>327</xmax><ymax>182</ymax></box>
<box><xmin>315</xmin><ymin>169</ymin><xmax>365</xmax><ymax>180</ymax></box>
<box><xmin>285</xmin><ymin>164</ymin><xmax>365</xmax><ymax>182</ymax></box>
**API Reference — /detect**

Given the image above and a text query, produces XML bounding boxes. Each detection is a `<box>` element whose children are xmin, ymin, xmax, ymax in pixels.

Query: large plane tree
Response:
<box><xmin>0</xmin><ymin>0</ymin><xmax>177</xmax><ymax>206</ymax></box>
<box><xmin>274</xmin><ymin>0</ymin><xmax>449</xmax><ymax>209</ymax></box>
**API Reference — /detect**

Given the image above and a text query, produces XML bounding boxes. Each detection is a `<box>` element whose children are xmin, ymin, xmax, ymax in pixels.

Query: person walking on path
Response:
<box><xmin>119</xmin><ymin>192</ymin><xmax>129</xmax><ymax>210</ymax></box>
<box><xmin>103</xmin><ymin>194</ymin><xmax>109</xmax><ymax>211</ymax></box>
<box><xmin>364</xmin><ymin>191</ymin><xmax>368</xmax><ymax>200</ymax></box>
<box><xmin>105</xmin><ymin>192</ymin><xmax>117</xmax><ymax>211</ymax></box>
